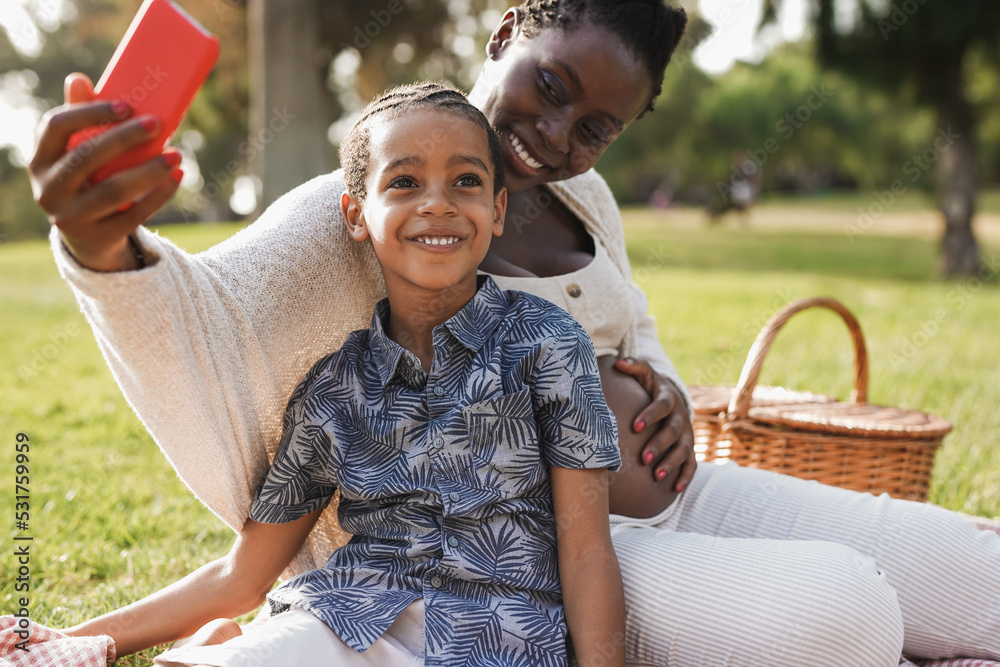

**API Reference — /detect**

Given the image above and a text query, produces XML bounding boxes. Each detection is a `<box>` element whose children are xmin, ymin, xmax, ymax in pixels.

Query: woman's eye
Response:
<box><xmin>582</xmin><ymin>124</ymin><xmax>609</xmax><ymax>147</ymax></box>
<box><xmin>389</xmin><ymin>176</ymin><xmax>416</xmax><ymax>188</ymax></box>
<box><xmin>456</xmin><ymin>174</ymin><xmax>483</xmax><ymax>187</ymax></box>
<box><xmin>540</xmin><ymin>71</ymin><xmax>560</xmax><ymax>102</ymax></box>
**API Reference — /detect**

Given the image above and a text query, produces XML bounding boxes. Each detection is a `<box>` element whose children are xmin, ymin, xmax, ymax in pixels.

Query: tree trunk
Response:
<box><xmin>248</xmin><ymin>0</ymin><xmax>335</xmax><ymax>217</ymax></box>
<box><xmin>935</xmin><ymin>65</ymin><xmax>981</xmax><ymax>277</ymax></box>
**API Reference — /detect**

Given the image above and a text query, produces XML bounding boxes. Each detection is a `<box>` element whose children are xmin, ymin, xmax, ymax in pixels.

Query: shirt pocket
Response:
<box><xmin>462</xmin><ymin>388</ymin><xmax>546</xmax><ymax>497</ymax></box>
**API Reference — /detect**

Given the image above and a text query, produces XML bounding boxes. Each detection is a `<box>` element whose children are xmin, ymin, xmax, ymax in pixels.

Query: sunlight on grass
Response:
<box><xmin>1</xmin><ymin>212</ymin><xmax>996</xmax><ymax>665</ymax></box>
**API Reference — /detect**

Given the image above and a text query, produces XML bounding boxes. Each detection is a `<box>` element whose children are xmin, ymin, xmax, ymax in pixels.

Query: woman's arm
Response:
<box><xmin>64</xmin><ymin>511</ymin><xmax>321</xmax><ymax>657</ymax></box>
<box><xmin>31</xmin><ymin>76</ymin><xmax>381</xmax><ymax>559</ymax></box>
<box><xmin>550</xmin><ymin>466</ymin><xmax>625</xmax><ymax>667</ymax></box>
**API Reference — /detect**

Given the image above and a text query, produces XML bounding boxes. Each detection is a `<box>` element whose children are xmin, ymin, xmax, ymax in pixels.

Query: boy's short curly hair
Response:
<box><xmin>339</xmin><ymin>82</ymin><xmax>505</xmax><ymax>203</ymax></box>
<box><xmin>517</xmin><ymin>0</ymin><xmax>687</xmax><ymax>115</ymax></box>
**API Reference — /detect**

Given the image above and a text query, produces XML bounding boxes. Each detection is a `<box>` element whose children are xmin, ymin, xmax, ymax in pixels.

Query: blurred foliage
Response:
<box><xmin>3</xmin><ymin>0</ymin><xmax>1000</xmax><ymax>239</ymax></box>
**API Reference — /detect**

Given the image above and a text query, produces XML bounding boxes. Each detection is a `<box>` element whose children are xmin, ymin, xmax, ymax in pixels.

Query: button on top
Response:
<box><xmin>430</xmin><ymin>576</ymin><xmax>443</xmax><ymax>588</ymax></box>
<box><xmin>433</xmin><ymin>386</ymin><xmax>445</xmax><ymax>397</ymax></box>
<box><xmin>448</xmin><ymin>491</ymin><xmax>461</xmax><ymax>502</ymax></box>
<box><xmin>432</xmin><ymin>437</ymin><xmax>444</xmax><ymax>450</ymax></box>
<box><xmin>567</xmin><ymin>284</ymin><xmax>582</xmax><ymax>298</ymax></box>
<box><xmin>447</xmin><ymin>535</ymin><xmax>460</xmax><ymax>547</ymax></box>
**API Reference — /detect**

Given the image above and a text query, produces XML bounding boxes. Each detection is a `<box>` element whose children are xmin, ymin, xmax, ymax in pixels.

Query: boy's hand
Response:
<box><xmin>613</xmin><ymin>357</ymin><xmax>696</xmax><ymax>493</ymax></box>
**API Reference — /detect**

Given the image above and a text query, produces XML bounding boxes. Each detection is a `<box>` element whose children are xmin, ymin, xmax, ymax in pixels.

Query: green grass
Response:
<box><xmin>1</xmin><ymin>212</ymin><xmax>998</xmax><ymax>664</ymax></box>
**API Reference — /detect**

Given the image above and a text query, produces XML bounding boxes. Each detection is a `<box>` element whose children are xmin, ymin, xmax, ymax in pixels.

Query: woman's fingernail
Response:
<box><xmin>635</xmin><ymin>420</ymin><xmax>645</xmax><ymax>433</ymax></box>
<box><xmin>677</xmin><ymin>484</ymin><xmax>686</xmax><ymax>493</ymax></box>
<box><xmin>141</xmin><ymin>117</ymin><xmax>159</xmax><ymax>134</ymax></box>
<box><xmin>111</xmin><ymin>101</ymin><xmax>129</xmax><ymax>117</ymax></box>
<box><xmin>643</xmin><ymin>450</ymin><xmax>654</xmax><ymax>464</ymax></box>
<box><xmin>163</xmin><ymin>151</ymin><xmax>182</xmax><ymax>168</ymax></box>
<box><xmin>170</xmin><ymin>168</ymin><xmax>184</xmax><ymax>184</ymax></box>
<box><xmin>656</xmin><ymin>469</ymin><xmax>667</xmax><ymax>481</ymax></box>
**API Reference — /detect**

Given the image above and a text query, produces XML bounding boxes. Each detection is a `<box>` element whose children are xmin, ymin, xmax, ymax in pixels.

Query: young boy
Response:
<box><xmin>67</xmin><ymin>83</ymin><xmax>625</xmax><ymax>667</ymax></box>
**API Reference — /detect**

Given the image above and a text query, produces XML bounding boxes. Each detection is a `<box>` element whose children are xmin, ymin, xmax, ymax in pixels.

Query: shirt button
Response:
<box><xmin>430</xmin><ymin>576</ymin><xmax>443</xmax><ymax>588</ymax></box>
<box><xmin>447</xmin><ymin>535</ymin><xmax>460</xmax><ymax>547</ymax></box>
<box><xmin>448</xmin><ymin>492</ymin><xmax>461</xmax><ymax>502</ymax></box>
<box><xmin>433</xmin><ymin>386</ymin><xmax>445</xmax><ymax>397</ymax></box>
<box><xmin>433</xmin><ymin>437</ymin><xmax>444</xmax><ymax>450</ymax></box>
<box><xmin>567</xmin><ymin>283</ymin><xmax>582</xmax><ymax>298</ymax></box>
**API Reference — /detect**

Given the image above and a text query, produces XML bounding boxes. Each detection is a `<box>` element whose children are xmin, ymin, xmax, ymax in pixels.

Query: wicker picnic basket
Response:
<box><xmin>695</xmin><ymin>296</ymin><xmax>952</xmax><ymax>501</ymax></box>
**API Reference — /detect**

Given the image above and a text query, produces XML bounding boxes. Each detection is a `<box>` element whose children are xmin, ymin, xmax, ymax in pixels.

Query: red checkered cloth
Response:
<box><xmin>0</xmin><ymin>616</ymin><xmax>114</xmax><ymax>667</ymax></box>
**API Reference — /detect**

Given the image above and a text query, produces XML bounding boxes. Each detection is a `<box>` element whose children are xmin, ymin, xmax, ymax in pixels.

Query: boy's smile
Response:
<box><xmin>342</xmin><ymin>106</ymin><xmax>507</xmax><ymax>366</ymax></box>
<box><xmin>343</xmin><ymin>108</ymin><xmax>505</xmax><ymax>296</ymax></box>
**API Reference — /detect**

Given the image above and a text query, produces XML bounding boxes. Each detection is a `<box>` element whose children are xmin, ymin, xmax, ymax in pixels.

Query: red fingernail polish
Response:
<box><xmin>170</xmin><ymin>168</ymin><xmax>184</xmax><ymax>184</ymax></box>
<box><xmin>643</xmin><ymin>451</ymin><xmax>654</xmax><ymax>464</ymax></box>
<box><xmin>111</xmin><ymin>101</ymin><xmax>129</xmax><ymax>117</ymax></box>
<box><xmin>635</xmin><ymin>420</ymin><xmax>645</xmax><ymax>433</ymax></box>
<box><xmin>677</xmin><ymin>484</ymin><xmax>686</xmax><ymax>493</ymax></box>
<box><xmin>141</xmin><ymin>117</ymin><xmax>159</xmax><ymax>133</ymax></box>
<box><xmin>656</xmin><ymin>469</ymin><xmax>667</xmax><ymax>480</ymax></box>
<box><xmin>163</xmin><ymin>151</ymin><xmax>182</xmax><ymax>168</ymax></box>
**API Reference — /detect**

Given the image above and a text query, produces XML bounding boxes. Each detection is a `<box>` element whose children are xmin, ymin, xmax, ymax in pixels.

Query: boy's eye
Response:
<box><xmin>389</xmin><ymin>176</ymin><xmax>416</xmax><ymax>188</ymax></box>
<box><xmin>456</xmin><ymin>174</ymin><xmax>483</xmax><ymax>187</ymax></box>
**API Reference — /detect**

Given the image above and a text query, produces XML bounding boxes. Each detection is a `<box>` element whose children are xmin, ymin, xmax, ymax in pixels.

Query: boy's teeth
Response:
<box><xmin>510</xmin><ymin>133</ymin><xmax>543</xmax><ymax>170</ymax></box>
<box><xmin>416</xmin><ymin>236</ymin><xmax>458</xmax><ymax>246</ymax></box>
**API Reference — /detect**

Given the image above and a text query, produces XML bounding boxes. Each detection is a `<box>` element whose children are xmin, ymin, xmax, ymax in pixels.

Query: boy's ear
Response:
<box><xmin>341</xmin><ymin>192</ymin><xmax>369</xmax><ymax>242</ymax></box>
<box><xmin>486</xmin><ymin>8</ymin><xmax>521</xmax><ymax>60</ymax></box>
<box><xmin>492</xmin><ymin>187</ymin><xmax>507</xmax><ymax>237</ymax></box>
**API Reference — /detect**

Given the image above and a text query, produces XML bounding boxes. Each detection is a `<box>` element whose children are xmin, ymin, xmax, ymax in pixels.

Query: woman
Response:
<box><xmin>30</xmin><ymin>1</ymin><xmax>999</xmax><ymax>664</ymax></box>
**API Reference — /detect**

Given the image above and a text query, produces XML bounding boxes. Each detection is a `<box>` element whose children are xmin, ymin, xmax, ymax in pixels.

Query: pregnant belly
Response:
<box><xmin>598</xmin><ymin>356</ymin><xmax>681</xmax><ymax>519</ymax></box>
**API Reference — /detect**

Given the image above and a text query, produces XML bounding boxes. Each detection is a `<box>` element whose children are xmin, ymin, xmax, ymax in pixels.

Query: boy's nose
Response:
<box><xmin>417</xmin><ymin>185</ymin><xmax>458</xmax><ymax>217</ymax></box>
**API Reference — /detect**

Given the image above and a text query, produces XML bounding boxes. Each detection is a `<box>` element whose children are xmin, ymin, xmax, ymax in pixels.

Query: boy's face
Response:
<box><xmin>342</xmin><ymin>109</ymin><xmax>506</xmax><ymax>294</ymax></box>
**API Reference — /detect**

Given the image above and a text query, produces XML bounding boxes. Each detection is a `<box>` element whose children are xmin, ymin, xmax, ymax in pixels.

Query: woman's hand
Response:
<box><xmin>28</xmin><ymin>73</ymin><xmax>182</xmax><ymax>272</ymax></box>
<box><xmin>613</xmin><ymin>357</ymin><xmax>696</xmax><ymax>493</ymax></box>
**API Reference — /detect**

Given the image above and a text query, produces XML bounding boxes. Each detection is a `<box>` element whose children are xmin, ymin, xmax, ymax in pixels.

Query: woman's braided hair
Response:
<box><xmin>518</xmin><ymin>0</ymin><xmax>687</xmax><ymax>114</ymax></box>
<box><xmin>340</xmin><ymin>82</ymin><xmax>505</xmax><ymax>203</ymax></box>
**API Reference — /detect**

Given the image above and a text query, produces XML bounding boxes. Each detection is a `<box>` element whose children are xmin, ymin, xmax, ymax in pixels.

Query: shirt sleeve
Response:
<box><xmin>249</xmin><ymin>362</ymin><xmax>340</xmax><ymax>523</ymax></box>
<box><xmin>532</xmin><ymin>316</ymin><xmax>621</xmax><ymax>472</ymax></box>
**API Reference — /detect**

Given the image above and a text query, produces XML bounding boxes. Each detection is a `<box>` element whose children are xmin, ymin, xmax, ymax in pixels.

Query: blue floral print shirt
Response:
<box><xmin>249</xmin><ymin>276</ymin><xmax>620</xmax><ymax>667</ymax></box>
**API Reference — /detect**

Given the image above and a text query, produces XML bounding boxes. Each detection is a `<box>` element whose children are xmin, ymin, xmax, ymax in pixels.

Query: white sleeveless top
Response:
<box><xmin>485</xmin><ymin>236</ymin><xmax>633</xmax><ymax>358</ymax></box>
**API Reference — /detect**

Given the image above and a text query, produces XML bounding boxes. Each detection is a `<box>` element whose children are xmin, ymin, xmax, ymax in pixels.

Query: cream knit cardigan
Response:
<box><xmin>52</xmin><ymin>168</ymin><xmax>690</xmax><ymax>577</ymax></box>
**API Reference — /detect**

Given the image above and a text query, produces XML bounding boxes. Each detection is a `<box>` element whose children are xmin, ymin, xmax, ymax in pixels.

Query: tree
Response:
<box><xmin>761</xmin><ymin>0</ymin><xmax>1000</xmax><ymax>276</ymax></box>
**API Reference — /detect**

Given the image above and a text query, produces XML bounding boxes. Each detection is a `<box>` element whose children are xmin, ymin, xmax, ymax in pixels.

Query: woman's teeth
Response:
<box><xmin>415</xmin><ymin>236</ymin><xmax>459</xmax><ymax>246</ymax></box>
<box><xmin>510</xmin><ymin>133</ymin><xmax>543</xmax><ymax>170</ymax></box>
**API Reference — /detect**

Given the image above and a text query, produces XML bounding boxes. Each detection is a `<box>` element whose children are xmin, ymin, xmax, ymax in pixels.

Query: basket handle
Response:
<box><xmin>726</xmin><ymin>296</ymin><xmax>869</xmax><ymax>420</ymax></box>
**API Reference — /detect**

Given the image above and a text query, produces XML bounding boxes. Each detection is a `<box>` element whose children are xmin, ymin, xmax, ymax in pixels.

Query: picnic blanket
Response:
<box><xmin>0</xmin><ymin>617</ymin><xmax>113</xmax><ymax>666</ymax></box>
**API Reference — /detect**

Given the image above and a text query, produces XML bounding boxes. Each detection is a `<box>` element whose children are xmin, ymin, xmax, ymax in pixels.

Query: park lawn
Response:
<box><xmin>1</xmin><ymin>212</ymin><xmax>998</xmax><ymax>665</ymax></box>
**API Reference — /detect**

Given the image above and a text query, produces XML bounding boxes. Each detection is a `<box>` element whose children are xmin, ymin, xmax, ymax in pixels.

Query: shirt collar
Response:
<box><xmin>368</xmin><ymin>276</ymin><xmax>507</xmax><ymax>388</ymax></box>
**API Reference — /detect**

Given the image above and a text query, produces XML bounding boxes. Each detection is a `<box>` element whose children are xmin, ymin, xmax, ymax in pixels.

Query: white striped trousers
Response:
<box><xmin>609</xmin><ymin>462</ymin><xmax>1000</xmax><ymax>667</ymax></box>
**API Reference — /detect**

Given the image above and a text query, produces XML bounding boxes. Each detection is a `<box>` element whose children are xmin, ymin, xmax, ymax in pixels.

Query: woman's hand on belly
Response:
<box><xmin>598</xmin><ymin>357</ymin><xmax>696</xmax><ymax>519</ymax></box>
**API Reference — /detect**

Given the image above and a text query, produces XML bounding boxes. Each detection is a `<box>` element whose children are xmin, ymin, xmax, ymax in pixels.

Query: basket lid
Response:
<box><xmin>745</xmin><ymin>401</ymin><xmax>953</xmax><ymax>439</ymax></box>
<box><xmin>689</xmin><ymin>384</ymin><xmax>835</xmax><ymax>414</ymax></box>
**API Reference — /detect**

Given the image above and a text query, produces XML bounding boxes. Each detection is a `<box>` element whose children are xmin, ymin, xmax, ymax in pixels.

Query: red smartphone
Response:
<box><xmin>68</xmin><ymin>0</ymin><xmax>220</xmax><ymax>183</ymax></box>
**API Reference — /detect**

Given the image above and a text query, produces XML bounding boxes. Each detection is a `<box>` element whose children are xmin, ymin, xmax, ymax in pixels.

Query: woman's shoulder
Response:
<box><xmin>545</xmin><ymin>169</ymin><xmax>621</xmax><ymax>236</ymax></box>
